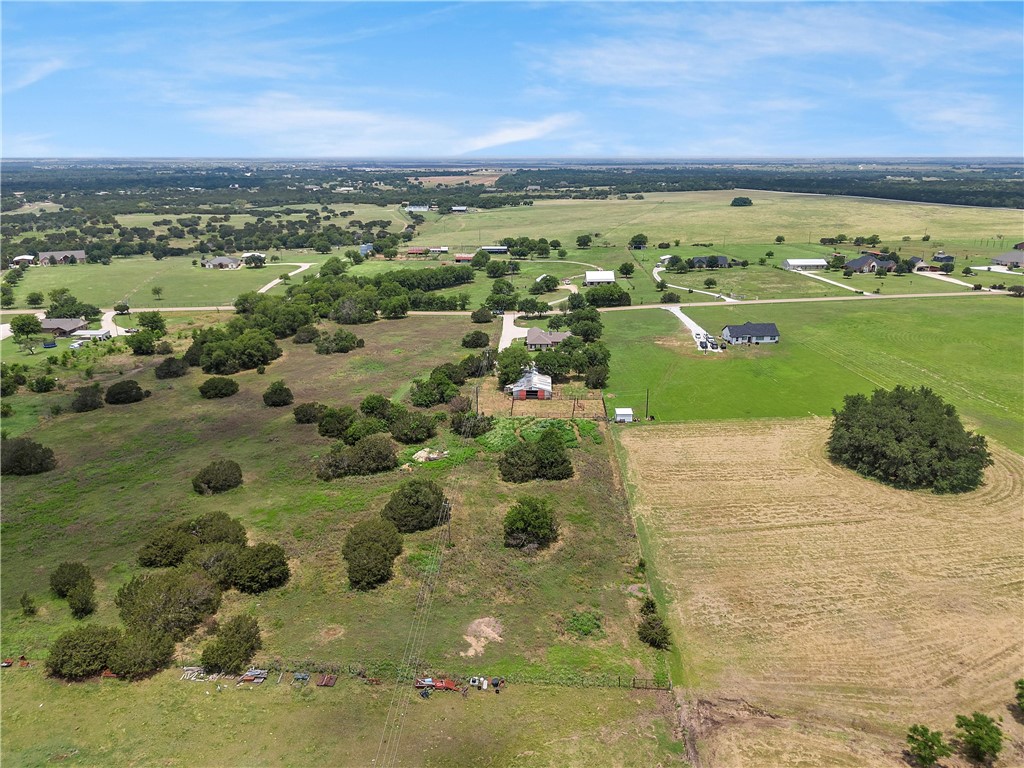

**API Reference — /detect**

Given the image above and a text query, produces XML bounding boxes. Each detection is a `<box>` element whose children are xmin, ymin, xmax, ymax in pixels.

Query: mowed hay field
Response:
<box><xmin>618</xmin><ymin>419</ymin><xmax>1024</xmax><ymax>767</ymax></box>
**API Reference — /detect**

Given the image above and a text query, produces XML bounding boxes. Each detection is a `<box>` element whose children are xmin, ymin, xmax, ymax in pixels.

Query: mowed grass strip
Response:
<box><xmin>617</xmin><ymin>419</ymin><xmax>1024</xmax><ymax>766</ymax></box>
<box><xmin>601</xmin><ymin>298</ymin><xmax>1024</xmax><ymax>453</ymax></box>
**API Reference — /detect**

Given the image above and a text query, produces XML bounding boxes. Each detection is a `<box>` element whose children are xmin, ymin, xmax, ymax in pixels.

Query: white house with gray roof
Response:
<box><xmin>721</xmin><ymin>322</ymin><xmax>780</xmax><ymax>344</ymax></box>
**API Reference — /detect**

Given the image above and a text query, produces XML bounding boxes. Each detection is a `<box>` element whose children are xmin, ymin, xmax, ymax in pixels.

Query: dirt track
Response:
<box><xmin>619</xmin><ymin>419</ymin><xmax>1024</xmax><ymax>767</ymax></box>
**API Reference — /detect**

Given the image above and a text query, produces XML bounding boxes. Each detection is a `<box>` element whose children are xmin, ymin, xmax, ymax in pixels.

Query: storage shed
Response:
<box><xmin>504</xmin><ymin>368</ymin><xmax>553</xmax><ymax>400</ymax></box>
<box><xmin>583</xmin><ymin>270</ymin><xmax>616</xmax><ymax>286</ymax></box>
<box><xmin>614</xmin><ymin>408</ymin><xmax>634</xmax><ymax>423</ymax></box>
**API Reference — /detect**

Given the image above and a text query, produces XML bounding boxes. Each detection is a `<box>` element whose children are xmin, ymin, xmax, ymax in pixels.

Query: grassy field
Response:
<box><xmin>1</xmin><ymin>313</ymin><xmax>679</xmax><ymax>765</ymax></box>
<box><xmin>617</xmin><ymin>419</ymin><xmax>1024</xmax><ymax>767</ymax></box>
<box><xmin>601</xmin><ymin>297</ymin><xmax>1024</xmax><ymax>453</ymax></box>
<box><xmin>417</xmin><ymin>190</ymin><xmax>1022</xmax><ymax>253</ymax></box>
<box><xmin>1</xmin><ymin>667</ymin><xmax>677</xmax><ymax>767</ymax></box>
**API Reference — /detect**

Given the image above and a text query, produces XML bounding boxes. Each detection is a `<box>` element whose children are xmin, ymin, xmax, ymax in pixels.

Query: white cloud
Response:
<box><xmin>3</xmin><ymin>57</ymin><xmax>70</xmax><ymax>93</ymax></box>
<box><xmin>458</xmin><ymin>114</ymin><xmax>579</xmax><ymax>154</ymax></box>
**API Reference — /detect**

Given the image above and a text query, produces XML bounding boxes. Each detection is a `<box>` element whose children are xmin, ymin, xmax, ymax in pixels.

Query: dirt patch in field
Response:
<box><xmin>620</xmin><ymin>419</ymin><xmax>1024</xmax><ymax>767</ymax></box>
<box><xmin>316</xmin><ymin>625</ymin><xmax>345</xmax><ymax>644</ymax></box>
<box><xmin>459</xmin><ymin>617</ymin><xmax>503</xmax><ymax>657</ymax></box>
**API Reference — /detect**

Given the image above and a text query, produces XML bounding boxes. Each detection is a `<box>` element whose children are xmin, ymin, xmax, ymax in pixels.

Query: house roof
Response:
<box><xmin>614</xmin><ymin>408</ymin><xmax>634</xmax><ymax>416</ymax></box>
<box><xmin>407</xmin><ymin>248</ymin><xmax>428</xmax><ymax>254</ymax></box>
<box><xmin>12</xmin><ymin>254</ymin><xmax>35</xmax><ymax>262</ymax></box>
<box><xmin>584</xmin><ymin>270</ymin><xmax>616</xmax><ymax>282</ymax></box>
<box><xmin>41</xmin><ymin>317</ymin><xmax>88</xmax><ymax>331</ymax></box>
<box><xmin>693</xmin><ymin>255</ymin><xmax>729</xmax><ymax>267</ymax></box>
<box><xmin>723</xmin><ymin>322</ymin><xmax>780</xmax><ymax>337</ymax></box>
<box><xmin>782</xmin><ymin>258</ymin><xmax>828</xmax><ymax>267</ymax></box>
<box><xmin>38</xmin><ymin>250</ymin><xmax>86</xmax><ymax>259</ymax></box>
<box><xmin>508</xmin><ymin>368</ymin><xmax>552</xmax><ymax>393</ymax></box>
<box><xmin>525</xmin><ymin>327</ymin><xmax>572</xmax><ymax>346</ymax></box>
<box><xmin>992</xmin><ymin>252</ymin><xmax>1023</xmax><ymax>264</ymax></box>
<box><xmin>202</xmin><ymin>256</ymin><xmax>241</xmax><ymax>266</ymax></box>
<box><xmin>845</xmin><ymin>255</ymin><xmax>895</xmax><ymax>271</ymax></box>
<box><xmin>931</xmin><ymin>255</ymin><xmax>955</xmax><ymax>262</ymax></box>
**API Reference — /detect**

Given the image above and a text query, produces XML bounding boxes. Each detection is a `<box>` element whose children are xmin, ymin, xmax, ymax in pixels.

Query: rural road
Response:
<box><xmin>256</xmin><ymin>262</ymin><xmax>316</xmax><ymax>294</ymax></box>
<box><xmin>652</xmin><ymin>266</ymin><xmax>738</xmax><ymax>302</ymax></box>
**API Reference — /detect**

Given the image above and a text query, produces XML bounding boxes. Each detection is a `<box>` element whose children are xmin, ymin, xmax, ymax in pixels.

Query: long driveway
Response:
<box><xmin>652</xmin><ymin>267</ymin><xmax>739</xmax><ymax>302</ymax></box>
<box><xmin>497</xmin><ymin>312</ymin><xmax>529</xmax><ymax>351</ymax></box>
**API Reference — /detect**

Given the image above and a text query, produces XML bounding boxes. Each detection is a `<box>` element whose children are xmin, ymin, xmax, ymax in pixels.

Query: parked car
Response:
<box><xmin>124</xmin><ymin>328</ymin><xmax>139</xmax><ymax>334</ymax></box>
<box><xmin>69</xmin><ymin>341</ymin><xmax>86</xmax><ymax>349</ymax></box>
<box><xmin>709</xmin><ymin>342</ymin><xmax>719</xmax><ymax>349</ymax></box>
<box><xmin>699</xmin><ymin>341</ymin><xmax>708</xmax><ymax>350</ymax></box>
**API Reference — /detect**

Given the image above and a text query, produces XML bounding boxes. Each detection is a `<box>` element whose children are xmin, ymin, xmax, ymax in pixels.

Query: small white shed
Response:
<box><xmin>614</xmin><ymin>408</ymin><xmax>634</xmax><ymax>423</ymax></box>
<box><xmin>583</xmin><ymin>270</ymin><xmax>616</xmax><ymax>286</ymax></box>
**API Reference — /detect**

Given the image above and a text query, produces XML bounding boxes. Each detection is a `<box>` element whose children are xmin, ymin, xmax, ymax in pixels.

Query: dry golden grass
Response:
<box><xmin>619</xmin><ymin>419</ymin><xmax>1024</xmax><ymax>767</ymax></box>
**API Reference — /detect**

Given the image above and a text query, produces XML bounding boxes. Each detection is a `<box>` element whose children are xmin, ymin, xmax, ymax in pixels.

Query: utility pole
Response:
<box><xmin>645</xmin><ymin>388</ymin><xmax>650</xmax><ymax>420</ymax></box>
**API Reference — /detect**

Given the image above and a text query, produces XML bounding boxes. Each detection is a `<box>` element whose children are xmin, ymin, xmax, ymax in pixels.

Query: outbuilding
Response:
<box><xmin>721</xmin><ymin>322</ymin><xmax>780</xmax><ymax>344</ymax></box>
<box><xmin>358</xmin><ymin>243</ymin><xmax>375</xmax><ymax>257</ymax></box>
<box><xmin>428</xmin><ymin>246</ymin><xmax>449</xmax><ymax>254</ymax></box>
<box><xmin>782</xmin><ymin>258</ymin><xmax>828</xmax><ymax>271</ymax></box>
<box><xmin>453</xmin><ymin>253</ymin><xmax>474</xmax><ymax>263</ymax></box>
<box><xmin>504</xmin><ymin>368</ymin><xmax>553</xmax><ymax>400</ymax></box>
<box><xmin>583</xmin><ymin>270</ymin><xmax>616</xmax><ymax>286</ymax></box>
<box><xmin>480</xmin><ymin>245</ymin><xmax>508</xmax><ymax>254</ymax></box>
<box><xmin>72</xmin><ymin>330</ymin><xmax>112</xmax><ymax>341</ymax></box>
<box><xmin>614</xmin><ymin>408</ymin><xmax>634</xmax><ymax>423</ymax></box>
<box><xmin>12</xmin><ymin>255</ymin><xmax>36</xmax><ymax>266</ymax></box>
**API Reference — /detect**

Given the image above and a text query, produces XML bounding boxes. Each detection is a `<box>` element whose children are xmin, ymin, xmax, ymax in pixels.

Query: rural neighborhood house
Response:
<box><xmin>721</xmin><ymin>322</ymin><xmax>780</xmax><ymax>344</ymax></box>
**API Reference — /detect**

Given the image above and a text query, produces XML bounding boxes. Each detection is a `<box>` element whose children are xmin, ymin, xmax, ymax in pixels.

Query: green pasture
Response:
<box><xmin>1</xmin><ymin>311</ymin><xmax>673</xmax><ymax>762</ymax></box>
<box><xmin>1</xmin><ymin>667</ymin><xmax>677</xmax><ymax>767</ymax></box>
<box><xmin>417</xmin><ymin>189</ymin><xmax>1023</xmax><ymax>252</ymax></box>
<box><xmin>656</xmin><ymin>264</ymin><xmax>851</xmax><ymax>300</ymax></box>
<box><xmin>832</xmin><ymin>270</ymin><xmax>968</xmax><ymax>294</ymax></box>
<box><xmin>6</xmin><ymin>260</ymin><xmax>286</xmax><ymax>309</ymax></box>
<box><xmin>602</xmin><ymin>297</ymin><xmax>1024</xmax><ymax>453</ymax></box>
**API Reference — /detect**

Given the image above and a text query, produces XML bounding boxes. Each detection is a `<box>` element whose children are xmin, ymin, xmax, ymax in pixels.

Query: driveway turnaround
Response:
<box><xmin>498</xmin><ymin>312</ymin><xmax>529</xmax><ymax>351</ymax></box>
<box><xmin>661</xmin><ymin>306</ymin><xmax>722</xmax><ymax>352</ymax></box>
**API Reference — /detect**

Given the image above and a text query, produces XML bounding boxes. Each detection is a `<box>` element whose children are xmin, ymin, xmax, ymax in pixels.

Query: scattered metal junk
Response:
<box><xmin>416</xmin><ymin>676</ymin><xmax>506</xmax><ymax>696</ymax></box>
<box><xmin>316</xmin><ymin>674</ymin><xmax>337</xmax><ymax>687</ymax></box>
<box><xmin>292</xmin><ymin>672</ymin><xmax>311</xmax><ymax>685</ymax></box>
<box><xmin>179</xmin><ymin>666</ymin><xmax>226</xmax><ymax>682</ymax></box>
<box><xmin>238</xmin><ymin>668</ymin><xmax>269</xmax><ymax>685</ymax></box>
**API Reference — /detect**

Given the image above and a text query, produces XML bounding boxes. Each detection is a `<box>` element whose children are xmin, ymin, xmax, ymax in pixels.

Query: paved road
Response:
<box><xmin>256</xmin><ymin>262</ymin><xmax>316</xmax><ymax>294</ymax></box>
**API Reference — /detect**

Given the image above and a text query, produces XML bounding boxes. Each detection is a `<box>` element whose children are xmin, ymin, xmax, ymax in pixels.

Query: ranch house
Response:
<box><xmin>721</xmin><ymin>322</ymin><xmax>780</xmax><ymax>345</ymax></box>
<box><xmin>932</xmin><ymin>252</ymin><xmax>955</xmax><ymax>264</ymax></box>
<box><xmin>583</xmin><ymin>270</ymin><xmax>616</xmax><ymax>286</ymax></box>
<box><xmin>692</xmin><ymin>255</ymin><xmax>729</xmax><ymax>269</ymax></box>
<box><xmin>782</xmin><ymin>258</ymin><xmax>828</xmax><ymax>271</ymax></box>
<box><xmin>525</xmin><ymin>327</ymin><xmax>572</xmax><ymax>351</ymax></box>
<box><xmin>992</xmin><ymin>252</ymin><xmax>1023</xmax><ymax>268</ymax></box>
<box><xmin>38</xmin><ymin>250</ymin><xmax>86</xmax><ymax>265</ymax></box>
<box><xmin>41</xmin><ymin>318</ymin><xmax>89</xmax><ymax>337</ymax></box>
<box><xmin>201</xmin><ymin>256</ymin><xmax>242</xmax><ymax>269</ymax></box>
<box><xmin>844</xmin><ymin>255</ymin><xmax>895</xmax><ymax>273</ymax></box>
<box><xmin>505</xmin><ymin>368</ymin><xmax>553</xmax><ymax>400</ymax></box>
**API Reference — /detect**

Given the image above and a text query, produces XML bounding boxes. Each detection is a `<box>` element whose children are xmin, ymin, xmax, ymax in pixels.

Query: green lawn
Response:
<box><xmin>825</xmin><ymin>270</ymin><xmax>969</xmax><ymax>294</ymax></box>
<box><xmin>602</xmin><ymin>297</ymin><xmax>1024</xmax><ymax>453</ymax></box>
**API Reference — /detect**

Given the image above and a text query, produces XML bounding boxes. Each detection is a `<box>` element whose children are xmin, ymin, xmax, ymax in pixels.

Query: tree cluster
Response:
<box><xmin>316</xmin><ymin>433</ymin><xmax>398</xmax><ymax>480</ymax></box>
<box><xmin>827</xmin><ymin>386</ymin><xmax>992</xmax><ymax>493</ymax></box>
<box><xmin>343</xmin><ymin>518</ymin><xmax>403</xmax><ymax>590</ymax></box>
<box><xmin>503</xmin><ymin>496</ymin><xmax>558</xmax><ymax>549</ymax></box>
<box><xmin>498</xmin><ymin>426</ymin><xmax>574</xmax><ymax>483</ymax></box>
<box><xmin>50</xmin><ymin>561</ymin><xmax>96</xmax><ymax>619</ymax></box>
<box><xmin>200</xmin><ymin>615</ymin><xmax>262</xmax><ymax>674</ymax></box>
<box><xmin>381</xmin><ymin>479</ymin><xmax>449</xmax><ymax>533</ymax></box>
<box><xmin>1</xmin><ymin>436</ymin><xmax>57</xmax><ymax>476</ymax></box>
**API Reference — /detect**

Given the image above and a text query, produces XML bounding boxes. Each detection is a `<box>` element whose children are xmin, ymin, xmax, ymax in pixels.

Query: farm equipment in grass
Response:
<box><xmin>414</xmin><ymin>677</ymin><xmax>460</xmax><ymax>692</ymax></box>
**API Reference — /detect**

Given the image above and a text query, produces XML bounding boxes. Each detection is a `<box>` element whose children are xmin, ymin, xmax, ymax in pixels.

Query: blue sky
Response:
<box><xmin>3</xmin><ymin>1</ymin><xmax>1022</xmax><ymax>158</ymax></box>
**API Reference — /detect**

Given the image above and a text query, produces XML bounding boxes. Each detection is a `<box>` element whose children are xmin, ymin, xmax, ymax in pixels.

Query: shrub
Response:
<box><xmin>199</xmin><ymin>376</ymin><xmax>239</xmax><ymax>399</ymax></box>
<box><xmin>639</xmin><ymin>596</ymin><xmax>657</xmax><ymax>616</ymax></box>
<box><xmin>138</xmin><ymin>527</ymin><xmax>196</xmax><ymax>568</ymax></box>
<box><xmin>638</xmin><ymin>614</ymin><xmax>671</xmax><ymax>649</ymax></box>
<box><xmin>125</xmin><ymin>330</ymin><xmax>158</xmax><ymax>355</ymax></box>
<box><xmin>50</xmin><ymin>561</ymin><xmax>92</xmax><ymax>598</ymax></box>
<box><xmin>470</xmin><ymin>306</ymin><xmax>494</xmax><ymax>323</ymax></box>
<box><xmin>317</xmin><ymin>433</ymin><xmax>398</xmax><ymax>479</ymax></box>
<box><xmin>28</xmin><ymin>375</ymin><xmax>57</xmax><ymax>393</ymax></box>
<box><xmin>67</xmin><ymin>579</ymin><xmax>97</xmax><ymax>618</ymax></box>
<box><xmin>343</xmin><ymin>416</ymin><xmax>388</xmax><ymax>445</ymax></box>
<box><xmin>828</xmin><ymin>385</ymin><xmax>992</xmax><ymax>493</ymax></box>
<box><xmin>262</xmin><ymin>380</ymin><xmax>294</xmax><ymax>407</ymax></box>
<box><xmin>201</xmin><ymin>615</ymin><xmax>262</xmax><ymax>674</ymax></box>
<box><xmin>498</xmin><ymin>441</ymin><xmax>539</xmax><ymax>483</ymax></box>
<box><xmin>184</xmin><ymin>510</ymin><xmax>247</xmax><ymax>547</ymax></box>
<box><xmin>230</xmin><ymin>543</ymin><xmax>290</xmax><ymax>593</ymax></box>
<box><xmin>360</xmin><ymin>394</ymin><xmax>396</xmax><ymax>422</ymax></box>
<box><xmin>183</xmin><ymin>542</ymin><xmax>242</xmax><ymax>588</ymax></box>
<box><xmin>107</xmin><ymin>629</ymin><xmax>175</xmax><ymax>681</ymax></box>
<box><xmin>115</xmin><ymin>569</ymin><xmax>221</xmax><ymax>641</ymax></box>
<box><xmin>293</xmin><ymin>401</ymin><xmax>327</xmax><ymax>424</ymax></box>
<box><xmin>905</xmin><ymin>724</ymin><xmax>952</xmax><ymax>768</ymax></box>
<box><xmin>661</xmin><ymin>292</ymin><xmax>681</xmax><ymax>303</ymax></box>
<box><xmin>389</xmin><ymin>411</ymin><xmax>436</xmax><ymax>444</ymax></box>
<box><xmin>71</xmin><ymin>383</ymin><xmax>104</xmax><ymax>412</ymax></box>
<box><xmin>154</xmin><ymin>356</ymin><xmax>190</xmax><ymax>379</ymax></box>
<box><xmin>292</xmin><ymin>324</ymin><xmax>319</xmax><ymax>343</ymax></box>
<box><xmin>315</xmin><ymin>328</ymin><xmax>362</xmax><ymax>354</ymax></box>
<box><xmin>104</xmin><ymin>379</ymin><xmax>147</xmax><ymax>405</ymax></box>
<box><xmin>381</xmin><ymin>479</ymin><xmax>448</xmax><ymax>533</ymax></box>
<box><xmin>46</xmin><ymin>624</ymin><xmax>122</xmax><ymax>680</ymax></box>
<box><xmin>461</xmin><ymin>330</ymin><xmax>490</xmax><ymax>348</ymax></box>
<box><xmin>155</xmin><ymin>341</ymin><xmax>173</xmax><ymax>355</ymax></box>
<box><xmin>317</xmin><ymin>406</ymin><xmax>357</xmax><ymax>439</ymax></box>
<box><xmin>503</xmin><ymin>496</ymin><xmax>558</xmax><ymax>549</ymax></box>
<box><xmin>533</xmin><ymin>426</ymin><xmax>574</xmax><ymax>480</ymax></box>
<box><xmin>192</xmin><ymin>459</ymin><xmax>243</xmax><ymax>494</ymax></box>
<box><xmin>1</xmin><ymin>437</ymin><xmax>57</xmax><ymax>475</ymax></box>
<box><xmin>450</xmin><ymin>411</ymin><xmax>494</xmax><ymax>437</ymax></box>
<box><xmin>20</xmin><ymin>592</ymin><xmax>37</xmax><ymax>616</ymax></box>
<box><xmin>343</xmin><ymin>519</ymin><xmax>403</xmax><ymax>590</ymax></box>
<box><xmin>954</xmin><ymin>712</ymin><xmax>1003</xmax><ymax>763</ymax></box>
